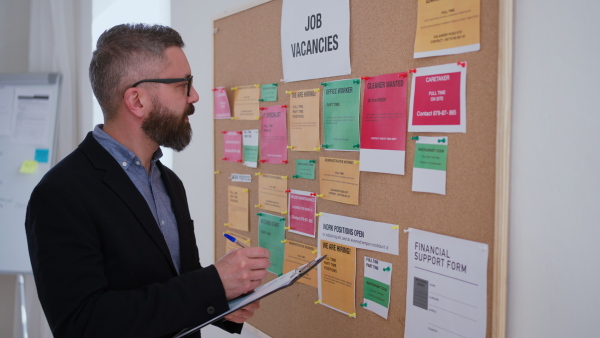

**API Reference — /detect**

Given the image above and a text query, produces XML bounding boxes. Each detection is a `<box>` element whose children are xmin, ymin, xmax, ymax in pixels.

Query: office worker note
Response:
<box><xmin>405</xmin><ymin>228</ymin><xmax>488</xmax><ymax>338</ymax></box>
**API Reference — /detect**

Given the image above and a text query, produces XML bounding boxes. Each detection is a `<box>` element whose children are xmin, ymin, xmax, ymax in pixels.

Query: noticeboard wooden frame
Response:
<box><xmin>212</xmin><ymin>1</ymin><xmax>511</xmax><ymax>337</ymax></box>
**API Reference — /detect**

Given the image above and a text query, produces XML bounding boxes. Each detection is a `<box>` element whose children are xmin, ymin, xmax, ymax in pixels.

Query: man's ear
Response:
<box><xmin>123</xmin><ymin>87</ymin><xmax>151</xmax><ymax>119</ymax></box>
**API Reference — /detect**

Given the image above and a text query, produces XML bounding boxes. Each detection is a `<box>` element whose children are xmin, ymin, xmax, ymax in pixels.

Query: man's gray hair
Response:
<box><xmin>89</xmin><ymin>23</ymin><xmax>184</xmax><ymax>120</ymax></box>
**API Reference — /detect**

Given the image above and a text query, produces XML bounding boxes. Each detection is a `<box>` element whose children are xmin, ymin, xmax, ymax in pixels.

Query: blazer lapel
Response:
<box><xmin>79</xmin><ymin>133</ymin><xmax>178</xmax><ymax>275</ymax></box>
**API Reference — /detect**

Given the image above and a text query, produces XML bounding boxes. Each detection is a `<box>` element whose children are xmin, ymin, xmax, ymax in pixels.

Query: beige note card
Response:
<box><xmin>227</xmin><ymin>186</ymin><xmax>249</xmax><ymax>231</ymax></box>
<box><xmin>283</xmin><ymin>240</ymin><xmax>318</xmax><ymax>288</ymax></box>
<box><xmin>319</xmin><ymin>240</ymin><xmax>356</xmax><ymax>316</ymax></box>
<box><xmin>414</xmin><ymin>0</ymin><xmax>481</xmax><ymax>58</ymax></box>
<box><xmin>319</xmin><ymin>157</ymin><xmax>360</xmax><ymax>205</ymax></box>
<box><xmin>233</xmin><ymin>85</ymin><xmax>260</xmax><ymax>120</ymax></box>
<box><xmin>289</xmin><ymin>89</ymin><xmax>321</xmax><ymax>151</ymax></box>
<box><xmin>224</xmin><ymin>231</ymin><xmax>251</xmax><ymax>253</ymax></box>
<box><xmin>258</xmin><ymin>174</ymin><xmax>288</xmax><ymax>214</ymax></box>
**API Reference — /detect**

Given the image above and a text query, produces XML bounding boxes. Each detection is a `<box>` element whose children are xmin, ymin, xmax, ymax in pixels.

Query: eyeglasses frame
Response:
<box><xmin>130</xmin><ymin>75</ymin><xmax>193</xmax><ymax>96</ymax></box>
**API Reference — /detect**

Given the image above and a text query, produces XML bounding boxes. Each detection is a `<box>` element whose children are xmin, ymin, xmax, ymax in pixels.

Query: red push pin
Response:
<box><xmin>220</xmin><ymin>131</ymin><xmax>227</xmax><ymax>134</ymax></box>
<box><xmin>398</xmin><ymin>73</ymin><xmax>408</xmax><ymax>78</ymax></box>
<box><xmin>221</xmin><ymin>157</ymin><xmax>227</xmax><ymax>161</ymax></box>
<box><xmin>212</xmin><ymin>88</ymin><xmax>217</xmax><ymax>91</ymax></box>
<box><xmin>259</xmin><ymin>159</ymin><xmax>267</xmax><ymax>163</ymax></box>
<box><xmin>457</xmin><ymin>62</ymin><xmax>466</xmax><ymax>67</ymax></box>
<box><xmin>281</xmin><ymin>105</ymin><xmax>287</xmax><ymax>108</ymax></box>
<box><xmin>310</xmin><ymin>193</ymin><xmax>317</xmax><ymax>196</ymax></box>
<box><xmin>259</xmin><ymin>107</ymin><xmax>267</xmax><ymax>110</ymax></box>
<box><xmin>236</xmin><ymin>131</ymin><xmax>243</xmax><ymax>134</ymax></box>
<box><xmin>236</xmin><ymin>159</ymin><xmax>243</xmax><ymax>163</ymax></box>
<box><xmin>361</xmin><ymin>76</ymin><xmax>370</xmax><ymax>80</ymax></box>
<box><xmin>285</xmin><ymin>189</ymin><xmax>291</xmax><ymax>193</ymax></box>
<box><xmin>409</xmin><ymin>69</ymin><xmax>417</xmax><ymax>73</ymax></box>
<box><xmin>282</xmin><ymin>160</ymin><xmax>288</xmax><ymax>164</ymax></box>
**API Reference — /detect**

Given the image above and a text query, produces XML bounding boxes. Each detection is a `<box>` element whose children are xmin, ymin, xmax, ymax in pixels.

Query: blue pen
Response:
<box><xmin>224</xmin><ymin>233</ymin><xmax>249</xmax><ymax>248</ymax></box>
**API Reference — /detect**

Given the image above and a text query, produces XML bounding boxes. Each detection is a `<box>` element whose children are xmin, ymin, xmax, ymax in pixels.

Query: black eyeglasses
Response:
<box><xmin>131</xmin><ymin>75</ymin><xmax>193</xmax><ymax>96</ymax></box>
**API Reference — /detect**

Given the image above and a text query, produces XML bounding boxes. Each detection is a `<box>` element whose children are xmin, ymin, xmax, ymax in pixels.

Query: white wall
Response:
<box><xmin>508</xmin><ymin>1</ymin><xmax>600</xmax><ymax>337</ymax></box>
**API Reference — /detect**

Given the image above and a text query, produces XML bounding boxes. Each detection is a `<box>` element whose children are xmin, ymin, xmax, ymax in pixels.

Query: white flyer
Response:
<box><xmin>405</xmin><ymin>228</ymin><xmax>488</xmax><ymax>338</ymax></box>
<box><xmin>318</xmin><ymin>212</ymin><xmax>399</xmax><ymax>255</ymax></box>
<box><xmin>363</xmin><ymin>256</ymin><xmax>392</xmax><ymax>319</ymax></box>
<box><xmin>10</xmin><ymin>87</ymin><xmax>54</xmax><ymax>145</ymax></box>
<box><xmin>281</xmin><ymin>0</ymin><xmax>351</xmax><ymax>82</ymax></box>
<box><xmin>412</xmin><ymin>136</ymin><xmax>448</xmax><ymax>195</ymax></box>
<box><xmin>242</xmin><ymin>129</ymin><xmax>259</xmax><ymax>168</ymax></box>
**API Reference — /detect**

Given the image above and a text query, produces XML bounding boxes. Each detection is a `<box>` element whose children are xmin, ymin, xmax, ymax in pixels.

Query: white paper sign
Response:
<box><xmin>242</xmin><ymin>129</ymin><xmax>259</xmax><ymax>168</ymax></box>
<box><xmin>10</xmin><ymin>88</ymin><xmax>53</xmax><ymax>145</ymax></box>
<box><xmin>229</xmin><ymin>174</ymin><xmax>252</xmax><ymax>183</ymax></box>
<box><xmin>281</xmin><ymin>0</ymin><xmax>351</xmax><ymax>82</ymax></box>
<box><xmin>363</xmin><ymin>257</ymin><xmax>392</xmax><ymax>319</ymax></box>
<box><xmin>412</xmin><ymin>136</ymin><xmax>448</xmax><ymax>195</ymax></box>
<box><xmin>318</xmin><ymin>213</ymin><xmax>399</xmax><ymax>255</ymax></box>
<box><xmin>405</xmin><ymin>228</ymin><xmax>488</xmax><ymax>338</ymax></box>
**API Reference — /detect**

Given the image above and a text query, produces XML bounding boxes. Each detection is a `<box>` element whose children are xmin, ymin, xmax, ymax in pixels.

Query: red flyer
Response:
<box><xmin>213</xmin><ymin>87</ymin><xmax>231</xmax><ymax>119</ymax></box>
<box><xmin>222</xmin><ymin>131</ymin><xmax>242</xmax><ymax>163</ymax></box>
<box><xmin>287</xmin><ymin>190</ymin><xmax>317</xmax><ymax>237</ymax></box>
<box><xmin>360</xmin><ymin>72</ymin><xmax>408</xmax><ymax>175</ymax></box>
<box><xmin>408</xmin><ymin>62</ymin><xmax>467</xmax><ymax>133</ymax></box>
<box><xmin>260</xmin><ymin>105</ymin><xmax>288</xmax><ymax>164</ymax></box>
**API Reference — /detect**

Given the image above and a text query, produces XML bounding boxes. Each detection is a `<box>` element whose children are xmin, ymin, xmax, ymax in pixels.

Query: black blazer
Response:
<box><xmin>25</xmin><ymin>133</ymin><xmax>241</xmax><ymax>337</ymax></box>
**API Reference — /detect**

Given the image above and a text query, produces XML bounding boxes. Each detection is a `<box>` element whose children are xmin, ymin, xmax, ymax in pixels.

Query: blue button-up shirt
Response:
<box><xmin>93</xmin><ymin>125</ymin><xmax>181</xmax><ymax>274</ymax></box>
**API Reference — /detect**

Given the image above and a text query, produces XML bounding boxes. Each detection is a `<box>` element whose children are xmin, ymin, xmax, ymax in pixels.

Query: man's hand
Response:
<box><xmin>224</xmin><ymin>301</ymin><xmax>260</xmax><ymax>323</ymax></box>
<box><xmin>214</xmin><ymin>247</ymin><xmax>270</xmax><ymax>300</ymax></box>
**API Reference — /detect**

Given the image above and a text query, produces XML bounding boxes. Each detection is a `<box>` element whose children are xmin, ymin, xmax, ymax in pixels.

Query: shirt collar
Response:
<box><xmin>92</xmin><ymin>124</ymin><xmax>163</xmax><ymax>170</ymax></box>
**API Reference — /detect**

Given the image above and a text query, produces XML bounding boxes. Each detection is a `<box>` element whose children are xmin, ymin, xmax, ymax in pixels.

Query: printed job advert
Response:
<box><xmin>318</xmin><ymin>213</ymin><xmax>399</xmax><ymax>255</ymax></box>
<box><xmin>405</xmin><ymin>228</ymin><xmax>488</xmax><ymax>338</ymax></box>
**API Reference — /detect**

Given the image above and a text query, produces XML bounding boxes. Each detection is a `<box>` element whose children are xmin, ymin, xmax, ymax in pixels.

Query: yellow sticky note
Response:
<box><xmin>20</xmin><ymin>160</ymin><xmax>38</xmax><ymax>174</ymax></box>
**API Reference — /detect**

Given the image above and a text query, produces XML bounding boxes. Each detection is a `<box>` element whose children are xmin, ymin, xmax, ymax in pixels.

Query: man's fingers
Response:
<box><xmin>243</xmin><ymin>247</ymin><xmax>270</xmax><ymax>259</ymax></box>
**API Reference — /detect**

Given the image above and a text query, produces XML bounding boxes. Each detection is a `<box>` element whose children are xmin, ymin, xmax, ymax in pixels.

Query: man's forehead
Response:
<box><xmin>162</xmin><ymin>46</ymin><xmax>191</xmax><ymax>76</ymax></box>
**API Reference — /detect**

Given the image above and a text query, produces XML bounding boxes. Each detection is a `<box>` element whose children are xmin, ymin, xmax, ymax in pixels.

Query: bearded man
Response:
<box><xmin>25</xmin><ymin>23</ymin><xmax>270</xmax><ymax>338</ymax></box>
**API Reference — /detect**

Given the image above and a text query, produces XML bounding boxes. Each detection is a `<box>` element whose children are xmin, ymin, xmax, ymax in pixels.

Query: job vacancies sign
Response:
<box><xmin>281</xmin><ymin>0</ymin><xmax>351</xmax><ymax>82</ymax></box>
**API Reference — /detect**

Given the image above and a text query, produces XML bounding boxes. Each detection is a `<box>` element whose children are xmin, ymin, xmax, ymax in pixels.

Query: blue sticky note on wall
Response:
<box><xmin>35</xmin><ymin>148</ymin><xmax>49</xmax><ymax>163</ymax></box>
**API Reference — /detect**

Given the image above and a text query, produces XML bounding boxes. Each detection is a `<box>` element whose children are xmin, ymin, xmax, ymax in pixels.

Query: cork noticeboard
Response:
<box><xmin>213</xmin><ymin>1</ymin><xmax>511</xmax><ymax>337</ymax></box>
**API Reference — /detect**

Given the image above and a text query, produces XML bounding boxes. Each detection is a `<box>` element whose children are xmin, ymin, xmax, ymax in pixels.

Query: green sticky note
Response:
<box><xmin>243</xmin><ymin>145</ymin><xmax>258</xmax><ymax>164</ymax></box>
<box><xmin>364</xmin><ymin>277</ymin><xmax>390</xmax><ymax>307</ymax></box>
<box><xmin>258</xmin><ymin>213</ymin><xmax>286</xmax><ymax>276</ymax></box>
<box><xmin>295</xmin><ymin>159</ymin><xmax>315</xmax><ymax>179</ymax></box>
<box><xmin>322</xmin><ymin>79</ymin><xmax>361</xmax><ymax>151</ymax></box>
<box><xmin>20</xmin><ymin>160</ymin><xmax>38</xmax><ymax>174</ymax></box>
<box><xmin>413</xmin><ymin>144</ymin><xmax>448</xmax><ymax>171</ymax></box>
<box><xmin>261</xmin><ymin>83</ymin><xmax>278</xmax><ymax>102</ymax></box>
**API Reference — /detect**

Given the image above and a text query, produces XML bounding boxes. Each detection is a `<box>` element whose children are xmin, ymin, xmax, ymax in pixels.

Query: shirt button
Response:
<box><xmin>135</xmin><ymin>161</ymin><xmax>140</xmax><ymax>165</ymax></box>
<box><xmin>161</xmin><ymin>220</ymin><xmax>165</xmax><ymax>225</ymax></box>
<box><xmin>122</xmin><ymin>162</ymin><xmax>127</xmax><ymax>167</ymax></box>
<box><xmin>207</xmin><ymin>306</ymin><xmax>215</xmax><ymax>314</ymax></box>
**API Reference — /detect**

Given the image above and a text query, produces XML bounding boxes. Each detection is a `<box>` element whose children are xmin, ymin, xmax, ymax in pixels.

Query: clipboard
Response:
<box><xmin>173</xmin><ymin>255</ymin><xmax>327</xmax><ymax>338</ymax></box>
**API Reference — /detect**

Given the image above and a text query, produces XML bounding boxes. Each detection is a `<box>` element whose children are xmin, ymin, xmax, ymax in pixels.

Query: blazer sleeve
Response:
<box><xmin>26</xmin><ymin>178</ymin><xmax>231</xmax><ymax>338</ymax></box>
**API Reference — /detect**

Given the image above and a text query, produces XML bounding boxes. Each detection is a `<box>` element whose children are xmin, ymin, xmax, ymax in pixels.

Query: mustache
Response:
<box><xmin>185</xmin><ymin>104</ymin><xmax>195</xmax><ymax>117</ymax></box>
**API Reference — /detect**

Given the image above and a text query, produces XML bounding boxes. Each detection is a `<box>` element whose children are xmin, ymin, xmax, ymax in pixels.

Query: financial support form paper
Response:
<box><xmin>405</xmin><ymin>228</ymin><xmax>488</xmax><ymax>338</ymax></box>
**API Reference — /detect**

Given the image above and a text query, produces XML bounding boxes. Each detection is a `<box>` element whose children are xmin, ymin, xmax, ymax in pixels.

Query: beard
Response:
<box><xmin>141</xmin><ymin>98</ymin><xmax>194</xmax><ymax>152</ymax></box>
